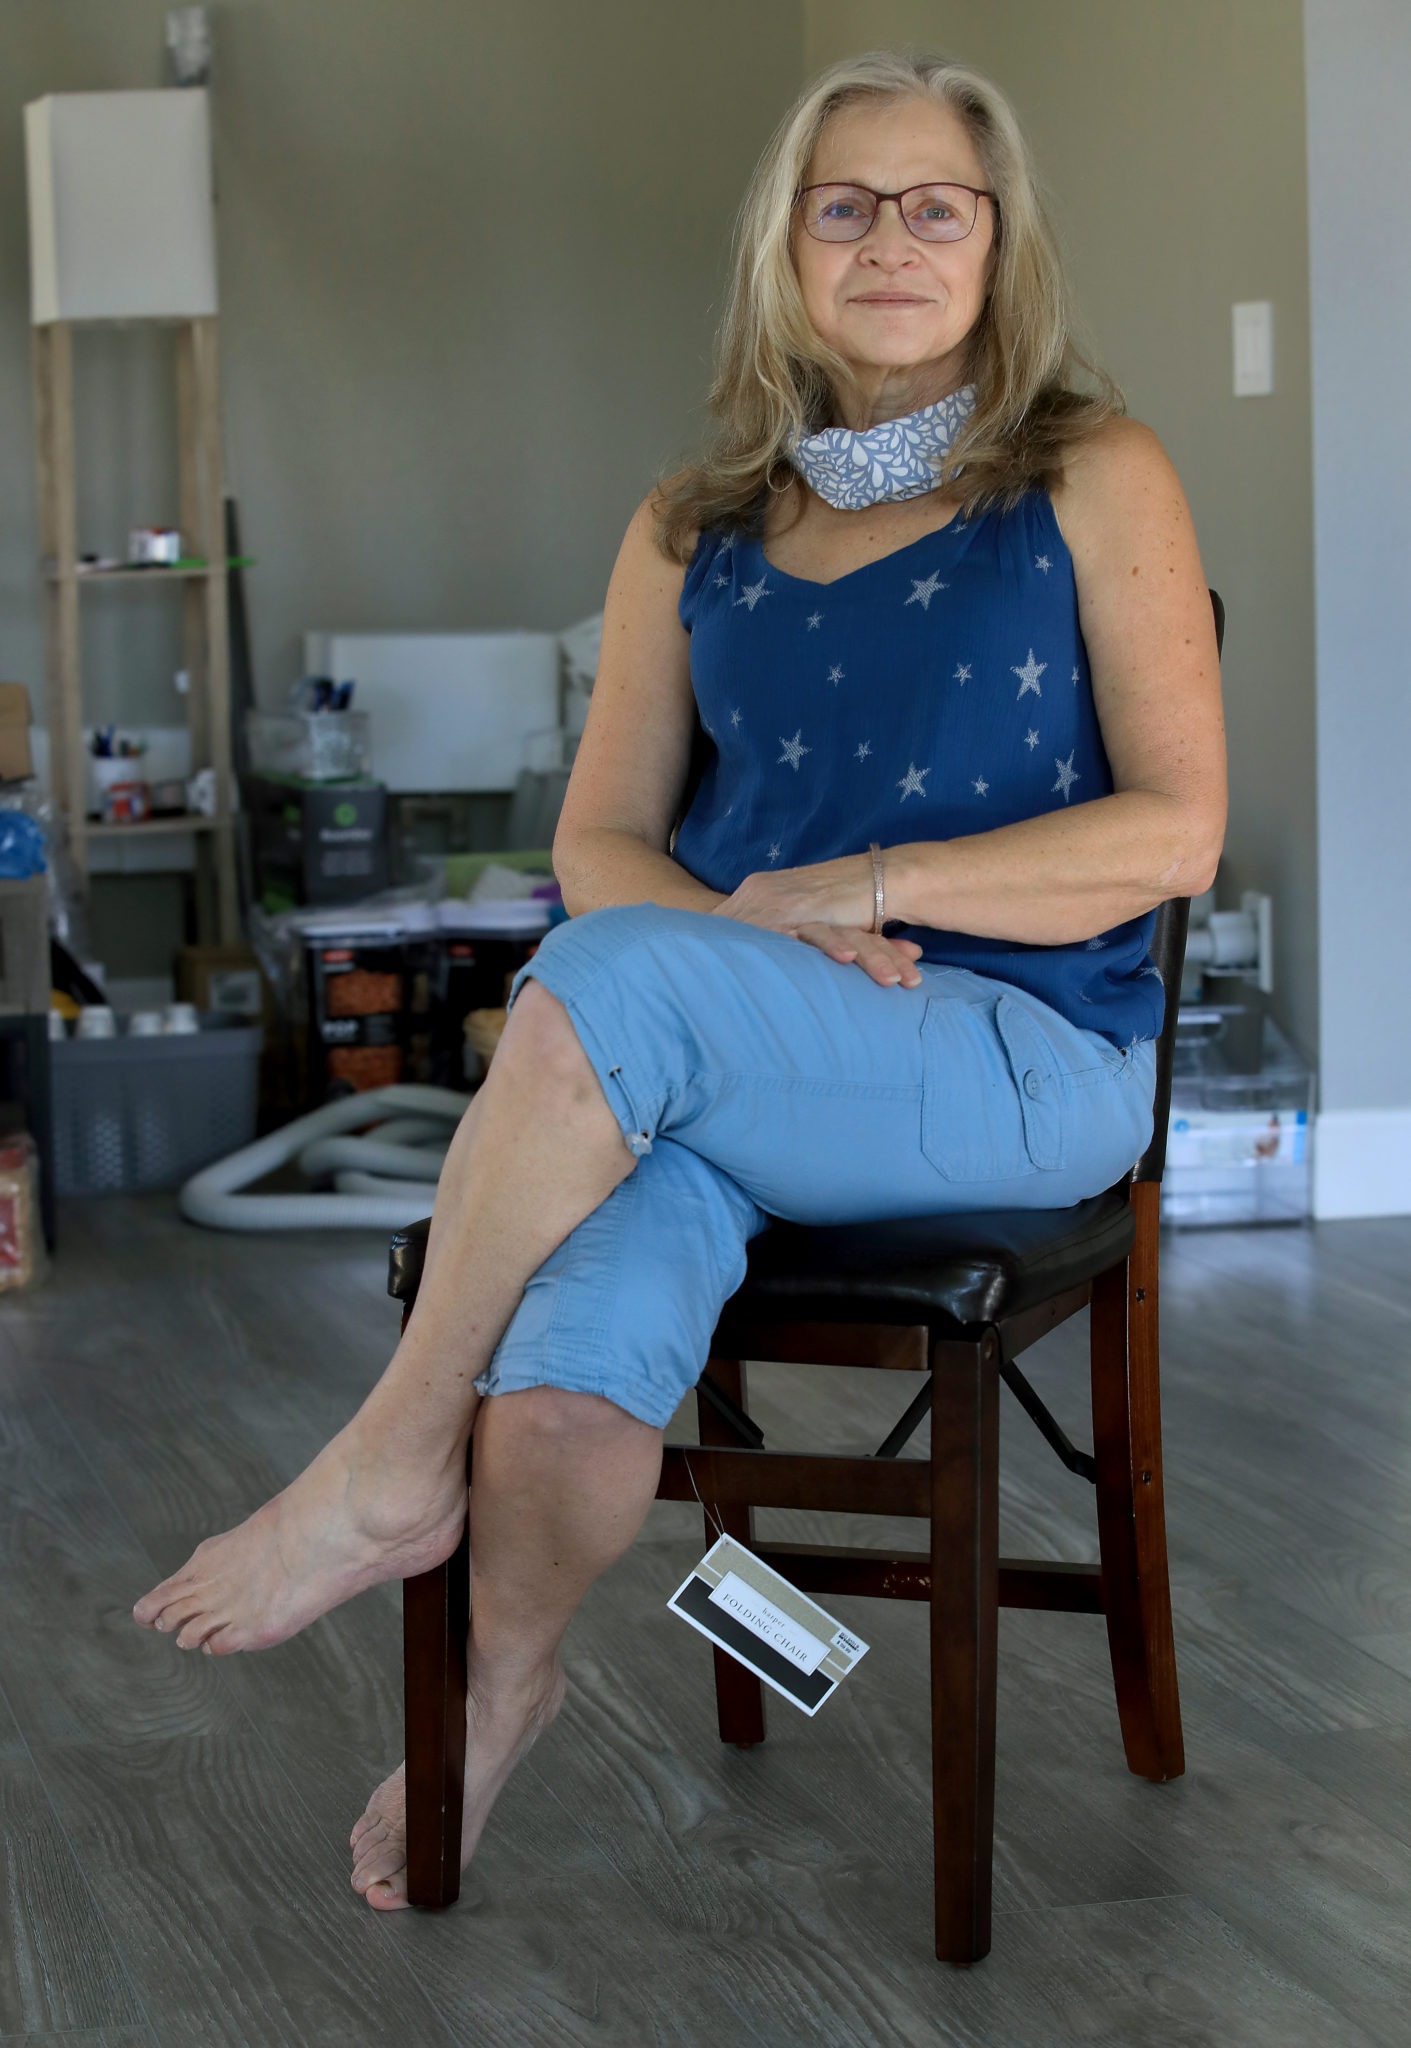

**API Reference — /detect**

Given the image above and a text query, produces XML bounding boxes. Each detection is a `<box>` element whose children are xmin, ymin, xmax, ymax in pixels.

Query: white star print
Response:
<box><xmin>1071</xmin><ymin>667</ymin><xmax>1080</xmax><ymax>684</ymax></box>
<box><xmin>897</xmin><ymin>762</ymin><xmax>931</xmax><ymax>800</ymax></box>
<box><xmin>806</xmin><ymin>612</ymin><xmax>823</xmax><ymax>630</ymax></box>
<box><xmin>827</xmin><ymin>664</ymin><xmax>845</xmax><ymax>686</ymax></box>
<box><xmin>734</xmin><ymin>576</ymin><xmax>771</xmax><ymax>611</ymax></box>
<box><xmin>777</xmin><ymin>729</ymin><xmax>810</xmax><ymax>771</ymax></box>
<box><xmin>1035</xmin><ymin>554</ymin><xmax>1052</xmax><ymax>574</ymax></box>
<box><xmin>973</xmin><ymin>775</ymin><xmax>989</xmax><ymax>797</ymax></box>
<box><xmin>905</xmin><ymin>570</ymin><xmax>948</xmax><ymax>611</ymax></box>
<box><xmin>719</xmin><ymin>532</ymin><xmax>735</xmax><ymax>552</ymax></box>
<box><xmin>1024</xmin><ymin>729</ymin><xmax>1039</xmax><ymax>750</ymax></box>
<box><xmin>767</xmin><ymin>841</ymin><xmax>782</xmax><ymax>863</ymax></box>
<box><xmin>729</xmin><ymin>707</ymin><xmax>742</xmax><ymax>728</ymax></box>
<box><xmin>1085</xmin><ymin>936</ymin><xmax>1107</xmax><ymax>951</ymax></box>
<box><xmin>1052</xmin><ymin>752</ymin><xmax>1080</xmax><ymax>801</ymax></box>
<box><xmin>1012</xmin><ymin>649</ymin><xmax>1046</xmax><ymax>698</ymax></box>
<box><xmin>953</xmin><ymin>663</ymin><xmax>971</xmax><ymax>685</ymax></box>
<box><xmin>854</xmin><ymin>740</ymin><xmax>872</xmax><ymax>761</ymax></box>
<box><xmin>714</xmin><ymin>573</ymin><xmax>730</xmax><ymax>589</ymax></box>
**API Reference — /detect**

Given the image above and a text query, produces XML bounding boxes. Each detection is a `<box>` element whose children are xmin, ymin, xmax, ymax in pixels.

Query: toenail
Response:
<box><xmin>154</xmin><ymin>1618</ymin><xmax>165</xmax><ymax>1630</ymax></box>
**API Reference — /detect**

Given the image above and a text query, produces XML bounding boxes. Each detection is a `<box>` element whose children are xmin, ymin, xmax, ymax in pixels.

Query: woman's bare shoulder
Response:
<box><xmin>1051</xmin><ymin>416</ymin><xmax>1192</xmax><ymax>561</ymax></box>
<box><xmin>633</xmin><ymin>472</ymin><xmax>699</xmax><ymax>570</ymax></box>
<box><xmin>1053</xmin><ymin>416</ymin><xmax>1181</xmax><ymax>517</ymax></box>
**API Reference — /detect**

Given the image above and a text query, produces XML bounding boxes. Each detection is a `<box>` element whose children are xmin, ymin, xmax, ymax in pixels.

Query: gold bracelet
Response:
<box><xmin>869</xmin><ymin>841</ymin><xmax>885</xmax><ymax>933</ymax></box>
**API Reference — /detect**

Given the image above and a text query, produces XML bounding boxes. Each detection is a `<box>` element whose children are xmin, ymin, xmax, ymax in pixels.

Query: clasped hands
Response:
<box><xmin>711</xmin><ymin>851</ymin><xmax>924</xmax><ymax>989</ymax></box>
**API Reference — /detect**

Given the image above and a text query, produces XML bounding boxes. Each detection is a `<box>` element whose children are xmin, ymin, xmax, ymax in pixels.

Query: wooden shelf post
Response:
<box><xmin>31</xmin><ymin>314</ymin><xmax>241</xmax><ymax>946</ymax></box>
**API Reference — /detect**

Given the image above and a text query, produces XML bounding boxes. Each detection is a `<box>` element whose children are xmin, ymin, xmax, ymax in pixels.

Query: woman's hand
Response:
<box><xmin>712</xmin><ymin>855</ymin><xmax>924</xmax><ymax>988</ymax></box>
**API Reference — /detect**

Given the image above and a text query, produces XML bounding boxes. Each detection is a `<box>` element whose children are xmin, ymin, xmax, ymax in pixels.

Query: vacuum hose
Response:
<box><xmin>178</xmin><ymin>1084</ymin><xmax>470</xmax><ymax>1231</ymax></box>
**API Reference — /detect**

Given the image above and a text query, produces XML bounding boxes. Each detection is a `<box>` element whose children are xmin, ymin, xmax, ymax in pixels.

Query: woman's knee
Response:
<box><xmin>493</xmin><ymin>979</ymin><xmax>600</xmax><ymax>1103</ymax></box>
<box><xmin>485</xmin><ymin>1384</ymin><xmax>659</xmax><ymax>1453</ymax></box>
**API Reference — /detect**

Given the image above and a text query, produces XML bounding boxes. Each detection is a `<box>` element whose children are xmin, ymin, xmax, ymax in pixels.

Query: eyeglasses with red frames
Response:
<box><xmin>797</xmin><ymin>181</ymin><xmax>995</xmax><ymax>244</ymax></box>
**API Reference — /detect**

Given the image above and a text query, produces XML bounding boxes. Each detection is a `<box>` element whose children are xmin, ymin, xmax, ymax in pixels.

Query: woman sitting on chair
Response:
<box><xmin>134</xmin><ymin>49</ymin><xmax>1226</xmax><ymax>1908</ymax></box>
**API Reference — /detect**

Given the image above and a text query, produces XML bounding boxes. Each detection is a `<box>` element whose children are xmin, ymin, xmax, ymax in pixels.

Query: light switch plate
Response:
<box><xmin>1232</xmin><ymin>301</ymin><xmax>1274</xmax><ymax>396</ymax></box>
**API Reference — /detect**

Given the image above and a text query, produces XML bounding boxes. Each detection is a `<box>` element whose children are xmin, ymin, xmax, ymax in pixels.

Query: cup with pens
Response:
<box><xmin>91</xmin><ymin>729</ymin><xmax>152</xmax><ymax>823</ymax></box>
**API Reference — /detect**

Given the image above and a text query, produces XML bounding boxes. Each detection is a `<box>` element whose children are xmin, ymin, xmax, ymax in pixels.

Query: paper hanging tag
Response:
<box><xmin>668</xmin><ymin>1533</ymin><xmax>869</xmax><ymax>1717</ymax></box>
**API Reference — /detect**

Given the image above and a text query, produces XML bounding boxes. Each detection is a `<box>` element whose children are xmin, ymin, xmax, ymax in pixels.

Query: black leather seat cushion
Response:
<box><xmin>721</xmin><ymin>1188</ymin><xmax>1133</xmax><ymax>1331</ymax></box>
<box><xmin>389</xmin><ymin>1216</ymin><xmax>432</xmax><ymax>1301</ymax></box>
<box><xmin>389</xmin><ymin>1188</ymin><xmax>1133</xmax><ymax>1331</ymax></box>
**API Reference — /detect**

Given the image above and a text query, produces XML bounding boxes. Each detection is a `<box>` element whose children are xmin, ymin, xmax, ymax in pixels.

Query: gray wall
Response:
<box><xmin>807</xmin><ymin>0</ymin><xmax>1319</xmax><ymax>1061</ymax></box>
<box><xmin>0</xmin><ymin>0</ymin><xmax>802</xmax><ymax>729</ymax></box>
<box><xmin>1305</xmin><ymin>0</ymin><xmax>1411</xmax><ymax>1121</ymax></box>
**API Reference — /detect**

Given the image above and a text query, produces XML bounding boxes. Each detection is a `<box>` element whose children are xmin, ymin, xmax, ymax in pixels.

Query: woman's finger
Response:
<box><xmin>795</xmin><ymin>921</ymin><xmax>860</xmax><ymax>965</ymax></box>
<box><xmin>795</xmin><ymin>924</ymin><xmax>924</xmax><ymax>988</ymax></box>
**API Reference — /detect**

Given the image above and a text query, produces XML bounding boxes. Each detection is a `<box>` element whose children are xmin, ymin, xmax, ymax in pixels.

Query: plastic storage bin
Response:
<box><xmin>246</xmin><ymin>710</ymin><xmax>371</xmax><ymax>783</ymax></box>
<box><xmin>1163</xmin><ymin>1006</ymin><xmax>1313</xmax><ymax>1228</ymax></box>
<box><xmin>51</xmin><ymin>1017</ymin><xmax>261</xmax><ymax>1195</ymax></box>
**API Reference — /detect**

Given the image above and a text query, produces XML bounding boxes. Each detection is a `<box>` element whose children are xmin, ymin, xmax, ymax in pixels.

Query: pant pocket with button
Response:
<box><xmin>920</xmin><ymin>994</ymin><xmax>1045</xmax><ymax>1181</ymax></box>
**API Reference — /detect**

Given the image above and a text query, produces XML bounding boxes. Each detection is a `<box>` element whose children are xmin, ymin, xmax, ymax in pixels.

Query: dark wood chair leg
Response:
<box><xmin>1090</xmin><ymin>1182</ymin><xmax>1184</xmax><ymax>1782</ymax></box>
<box><xmin>928</xmin><ymin>1329</ymin><xmax>999</xmax><ymax>1966</ymax></box>
<box><xmin>403</xmin><ymin>1514</ymin><xmax>471</xmax><ymax>1907</ymax></box>
<box><xmin>696</xmin><ymin>1357</ymin><xmax>767</xmax><ymax>1747</ymax></box>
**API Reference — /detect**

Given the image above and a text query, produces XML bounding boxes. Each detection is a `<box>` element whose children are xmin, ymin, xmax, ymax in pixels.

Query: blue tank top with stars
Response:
<box><xmin>674</xmin><ymin>492</ymin><xmax>1163</xmax><ymax>1050</ymax></box>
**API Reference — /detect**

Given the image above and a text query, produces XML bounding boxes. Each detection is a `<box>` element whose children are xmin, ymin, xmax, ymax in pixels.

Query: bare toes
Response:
<box><xmin>365</xmin><ymin>1876</ymin><xmax>411</xmax><ymax>1911</ymax></box>
<box><xmin>174</xmin><ymin>1609</ymin><xmax>224</xmax><ymax>1651</ymax></box>
<box><xmin>351</xmin><ymin>1824</ymin><xmax>401</xmax><ymax>1886</ymax></box>
<box><xmin>134</xmin><ymin>1577</ymin><xmax>195</xmax><ymax>1627</ymax></box>
<box><xmin>140</xmin><ymin>1592</ymin><xmax>204</xmax><ymax>1638</ymax></box>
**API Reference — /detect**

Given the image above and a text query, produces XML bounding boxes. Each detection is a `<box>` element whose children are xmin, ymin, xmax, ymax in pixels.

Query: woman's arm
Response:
<box><xmin>553</xmin><ymin>494</ymin><xmax>724</xmax><ymax>917</ymax></box>
<box><xmin>886</xmin><ymin>418</ymin><xmax>1226</xmax><ymax>940</ymax></box>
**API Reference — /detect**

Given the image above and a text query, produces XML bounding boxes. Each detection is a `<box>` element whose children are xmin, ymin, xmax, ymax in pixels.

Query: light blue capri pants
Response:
<box><xmin>475</xmin><ymin>904</ymin><xmax>1157</xmax><ymax>1428</ymax></box>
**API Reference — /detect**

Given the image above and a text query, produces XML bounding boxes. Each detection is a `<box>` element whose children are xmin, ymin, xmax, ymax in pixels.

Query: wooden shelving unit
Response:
<box><xmin>31</xmin><ymin>314</ymin><xmax>239</xmax><ymax>945</ymax></box>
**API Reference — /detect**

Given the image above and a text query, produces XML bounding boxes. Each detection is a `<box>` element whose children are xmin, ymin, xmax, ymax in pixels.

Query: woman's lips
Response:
<box><xmin>851</xmin><ymin>294</ymin><xmax>929</xmax><ymax>305</ymax></box>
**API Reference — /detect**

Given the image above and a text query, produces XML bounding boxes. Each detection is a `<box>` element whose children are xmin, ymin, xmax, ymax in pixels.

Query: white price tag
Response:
<box><xmin>668</xmin><ymin>1534</ymin><xmax>869</xmax><ymax>1716</ymax></box>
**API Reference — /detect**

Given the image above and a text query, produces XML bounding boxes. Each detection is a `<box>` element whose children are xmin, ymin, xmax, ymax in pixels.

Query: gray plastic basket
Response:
<box><xmin>51</xmin><ymin>1020</ymin><xmax>262</xmax><ymax>1196</ymax></box>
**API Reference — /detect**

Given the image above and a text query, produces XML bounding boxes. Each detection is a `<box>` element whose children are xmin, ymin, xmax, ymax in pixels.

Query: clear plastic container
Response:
<box><xmin>1163</xmin><ymin>1007</ymin><xmax>1314</xmax><ymax>1228</ymax></box>
<box><xmin>246</xmin><ymin>710</ymin><xmax>371</xmax><ymax>783</ymax></box>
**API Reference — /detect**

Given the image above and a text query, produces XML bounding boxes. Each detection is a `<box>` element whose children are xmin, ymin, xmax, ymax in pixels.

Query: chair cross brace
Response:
<box><xmin>696</xmin><ymin>1368</ymin><xmax>766</xmax><ymax>1447</ymax></box>
<box><xmin>874</xmin><ymin>1373</ymin><xmax>933</xmax><ymax>1458</ymax></box>
<box><xmin>998</xmin><ymin>1356</ymin><xmax>1096</xmax><ymax>1484</ymax></box>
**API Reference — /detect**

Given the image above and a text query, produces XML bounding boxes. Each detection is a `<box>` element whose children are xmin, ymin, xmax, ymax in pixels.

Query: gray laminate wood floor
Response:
<box><xmin>2</xmin><ymin>1199</ymin><xmax>1409</xmax><ymax>2046</ymax></box>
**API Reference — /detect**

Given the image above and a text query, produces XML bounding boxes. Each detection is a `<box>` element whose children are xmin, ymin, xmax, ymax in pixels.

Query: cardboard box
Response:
<box><xmin>0</xmin><ymin>685</ymin><xmax>35</xmax><ymax>783</ymax></box>
<box><xmin>175</xmin><ymin>944</ymin><xmax>266</xmax><ymax>1019</ymax></box>
<box><xmin>0</xmin><ymin>876</ymin><xmax>51</xmax><ymax>1014</ymax></box>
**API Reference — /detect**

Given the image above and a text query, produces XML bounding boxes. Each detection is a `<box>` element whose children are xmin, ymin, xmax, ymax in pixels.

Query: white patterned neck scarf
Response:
<box><xmin>790</xmin><ymin>385</ymin><xmax>977</xmax><ymax>510</ymax></box>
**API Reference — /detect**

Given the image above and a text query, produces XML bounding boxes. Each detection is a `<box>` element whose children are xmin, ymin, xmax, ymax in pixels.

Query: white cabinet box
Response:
<box><xmin>303</xmin><ymin>632</ymin><xmax>560</xmax><ymax>794</ymax></box>
<box><xmin>25</xmin><ymin>90</ymin><xmax>217</xmax><ymax>323</ymax></box>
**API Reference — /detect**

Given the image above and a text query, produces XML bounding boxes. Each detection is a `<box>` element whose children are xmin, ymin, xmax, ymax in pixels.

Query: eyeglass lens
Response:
<box><xmin>803</xmin><ymin>184</ymin><xmax>979</xmax><ymax>243</ymax></box>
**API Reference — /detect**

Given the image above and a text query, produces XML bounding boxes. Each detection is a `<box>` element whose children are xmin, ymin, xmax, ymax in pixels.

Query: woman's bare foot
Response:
<box><xmin>132</xmin><ymin>1422</ymin><xmax>469</xmax><ymax>1655</ymax></box>
<box><xmin>349</xmin><ymin>1655</ymin><xmax>567</xmax><ymax>1909</ymax></box>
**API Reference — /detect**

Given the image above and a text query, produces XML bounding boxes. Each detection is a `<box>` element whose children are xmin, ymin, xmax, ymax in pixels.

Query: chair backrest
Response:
<box><xmin>1132</xmin><ymin>588</ymin><xmax>1224</xmax><ymax>1186</ymax></box>
<box><xmin>1133</xmin><ymin>896</ymin><xmax>1191</xmax><ymax>1185</ymax></box>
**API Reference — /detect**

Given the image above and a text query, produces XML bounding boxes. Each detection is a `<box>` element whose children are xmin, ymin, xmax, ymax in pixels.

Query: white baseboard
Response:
<box><xmin>1314</xmin><ymin>1107</ymin><xmax>1411</xmax><ymax>1219</ymax></box>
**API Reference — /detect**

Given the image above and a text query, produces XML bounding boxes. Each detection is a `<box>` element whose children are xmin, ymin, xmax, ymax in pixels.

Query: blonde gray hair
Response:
<box><xmin>654</xmin><ymin>49</ymin><xmax>1121</xmax><ymax>562</ymax></box>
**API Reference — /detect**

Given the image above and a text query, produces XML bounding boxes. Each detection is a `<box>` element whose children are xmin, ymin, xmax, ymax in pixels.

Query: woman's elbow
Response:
<box><xmin>1170</xmin><ymin>805</ymin><xmax>1226</xmax><ymax>899</ymax></box>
